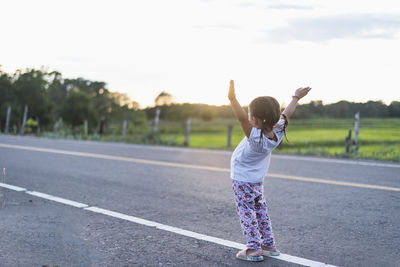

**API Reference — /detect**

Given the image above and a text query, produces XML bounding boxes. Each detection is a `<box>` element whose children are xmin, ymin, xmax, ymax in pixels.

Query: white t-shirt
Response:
<box><xmin>230</xmin><ymin>119</ymin><xmax>286</xmax><ymax>183</ymax></box>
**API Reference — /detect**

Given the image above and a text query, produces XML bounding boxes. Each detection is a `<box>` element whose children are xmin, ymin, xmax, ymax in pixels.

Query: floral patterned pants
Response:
<box><xmin>232</xmin><ymin>180</ymin><xmax>276</xmax><ymax>251</ymax></box>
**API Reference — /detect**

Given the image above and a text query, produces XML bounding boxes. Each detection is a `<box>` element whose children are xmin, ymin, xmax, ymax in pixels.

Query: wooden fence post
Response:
<box><xmin>153</xmin><ymin>108</ymin><xmax>160</xmax><ymax>133</ymax></box>
<box><xmin>122</xmin><ymin>119</ymin><xmax>128</xmax><ymax>138</ymax></box>
<box><xmin>36</xmin><ymin>116</ymin><xmax>40</xmax><ymax>134</ymax></box>
<box><xmin>99</xmin><ymin>117</ymin><xmax>105</xmax><ymax>136</ymax></box>
<box><xmin>84</xmin><ymin>120</ymin><xmax>88</xmax><ymax>135</ymax></box>
<box><xmin>184</xmin><ymin>118</ymin><xmax>191</xmax><ymax>147</ymax></box>
<box><xmin>5</xmin><ymin>106</ymin><xmax>11</xmax><ymax>133</ymax></box>
<box><xmin>353</xmin><ymin>112</ymin><xmax>360</xmax><ymax>154</ymax></box>
<box><xmin>227</xmin><ymin>125</ymin><xmax>233</xmax><ymax>147</ymax></box>
<box><xmin>345</xmin><ymin>129</ymin><xmax>352</xmax><ymax>153</ymax></box>
<box><xmin>20</xmin><ymin>105</ymin><xmax>28</xmax><ymax>135</ymax></box>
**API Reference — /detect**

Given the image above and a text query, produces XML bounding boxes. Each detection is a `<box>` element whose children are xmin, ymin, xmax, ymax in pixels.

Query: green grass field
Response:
<box><xmin>42</xmin><ymin>117</ymin><xmax>399</xmax><ymax>162</ymax></box>
<box><xmin>156</xmin><ymin>118</ymin><xmax>400</xmax><ymax>162</ymax></box>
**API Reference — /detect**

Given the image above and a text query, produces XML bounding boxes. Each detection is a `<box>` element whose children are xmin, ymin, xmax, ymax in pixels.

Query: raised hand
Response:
<box><xmin>228</xmin><ymin>80</ymin><xmax>252</xmax><ymax>137</ymax></box>
<box><xmin>294</xmin><ymin>87</ymin><xmax>312</xmax><ymax>100</ymax></box>
<box><xmin>283</xmin><ymin>86</ymin><xmax>312</xmax><ymax>119</ymax></box>
<box><xmin>228</xmin><ymin>80</ymin><xmax>236</xmax><ymax>101</ymax></box>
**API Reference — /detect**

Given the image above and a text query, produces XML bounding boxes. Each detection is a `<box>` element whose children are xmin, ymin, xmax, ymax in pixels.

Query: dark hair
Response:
<box><xmin>249</xmin><ymin>96</ymin><xmax>288</xmax><ymax>143</ymax></box>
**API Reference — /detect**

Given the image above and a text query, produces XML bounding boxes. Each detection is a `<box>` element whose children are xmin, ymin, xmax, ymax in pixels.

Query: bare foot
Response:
<box><xmin>247</xmin><ymin>248</ymin><xmax>262</xmax><ymax>257</ymax></box>
<box><xmin>236</xmin><ymin>248</ymin><xmax>264</xmax><ymax>262</ymax></box>
<box><xmin>237</xmin><ymin>248</ymin><xmax>262</xmax><ymax>257</ymax></box>
<box><xmin>261</xmin><ymin>245</ymin><xmax>277</xmax><ymax>252</ymax></box>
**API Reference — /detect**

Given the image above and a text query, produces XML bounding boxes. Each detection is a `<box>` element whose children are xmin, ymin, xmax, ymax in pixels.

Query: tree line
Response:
<box><xmin>142</xmin><ymin>99</ymin><xmax>400</xmax><ymax>121</ymax></box>
<box><xmin>289</xmin><ymin>99</ymin><xmax>400</xmax><ymax>119</ymax></box>
<box><xmin>0</xmin><ymin>67</ymin><xmax>141</xmax><ymax>134</ymax></box>
<box><xmin>0</xmin><ymin>67</ymin><xmax>399</xmax><ymax>135</ymax></box>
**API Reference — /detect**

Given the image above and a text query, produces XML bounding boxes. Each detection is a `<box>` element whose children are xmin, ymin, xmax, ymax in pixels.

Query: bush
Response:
<box><xmin>24</xmin><ymin>118</ymin><xmax>38</xmax><ymax>134</ymax></box>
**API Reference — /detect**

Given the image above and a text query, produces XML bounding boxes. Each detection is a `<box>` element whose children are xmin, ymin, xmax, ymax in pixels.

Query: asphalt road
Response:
<box><xmin>0</xmin><ymin>135</ymin><xmax>399</xmax><ymax>267</ymax></box>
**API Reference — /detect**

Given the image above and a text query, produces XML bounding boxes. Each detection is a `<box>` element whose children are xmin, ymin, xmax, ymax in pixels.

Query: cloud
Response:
<box><xmin>235</xmin><ymin>2</ymin><xmax>258</xmax><ymax>8</ymax></box>
<box><xmin>267</xmin><ymin>4</ymin><xmax>313</xmax><ymax>10</ymax></box>
<box><xmin>192</xmin><ymin>23</ymin><xmax>241</xmax><ymax>30</ymax></box>
<box><xmin>262</xmin><ymin>14</ymin><xmax>400</xmax><ymax>43</ymax></box>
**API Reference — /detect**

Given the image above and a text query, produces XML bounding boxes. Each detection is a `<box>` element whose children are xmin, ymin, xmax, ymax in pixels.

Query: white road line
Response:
<box><xmin>1</xmin><ymin>143</ymin><xmax>399</xmax><ymax>192</ymax></box>
<box><xmin>273</xmin><ymin>154</ymin><xmax>400</xmax><ymax>168</ymax></box>
<box><xmin>0</xmin><ymin>182</ymin><xmax>27</xmax><ymax>192</ymax></box>
<box><xmin>1</xmin><ymin>140</ymin><xmax>399</xmax><ymax>169</ymax></box>
<box><xmin>267</xmin><ymin>174</ymin><xmax>400</xmax><ymax>192</ymax></box>
<box><xmin>25</xmin><ymin>190</ymin><xmax>89</xmax><ymax>208</ymax></box>
<box><xmin>84</xmin><ymin>206</ymin><xmax>159</xmax><ymax>227</ymax></box>
<box><xmin>84</xmin><ymin>206</ymin><xmax>246</xmax><ymax>250</ymax></box>
<box><xmin>0</xmin><ymin>143</ymin><xmax>229</xmax><ymax>172</ymax></box>
<box><xmin>0</xmin><ymin>182</ymin><xmax>337</xmax><ymax>267</ymax></box>
<box><xmin>84</xmin><ymin>206</ymin><xmax>335</xmax><ymax>266</ymax></box>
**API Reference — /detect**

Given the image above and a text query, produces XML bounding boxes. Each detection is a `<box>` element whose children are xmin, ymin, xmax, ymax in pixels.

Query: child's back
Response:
<box><xmin>228</xmin><ymin>80</ymin><xmax>311</xmax><ymax>262</ymax></box>
<box><xmin>231</xmin><ymin>117</ymin><xmax>286</xmax><ymax>183</ymax></box>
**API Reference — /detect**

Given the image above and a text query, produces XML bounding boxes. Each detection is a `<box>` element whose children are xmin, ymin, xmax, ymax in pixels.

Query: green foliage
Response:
<box><xmin>200</xmin><ymin>109</ymin><xmax>214</xmax><ymax>121</ymax></box>
<box><xmin>155</xmin><ymin>91</ymin><xmax>173</xmax><ymax>106</ymax></box>
<box><xmin>159</xmin><ymin>118</ymin><xmax>400</xmax><ymax>162</ymax></box>
<box><xmin>1</xmin><ymin>66</ymin><xmax>399</xmax><ymax>162</ymax></box>
<box><xmin>389</xmin><ymin>101</ymin><xmax>400</xmax><ymax>117</ymax></box>
<box><xmin>0</xmin><ymin>70</ymin><xmax>14</xmax><ymax>129</ymax></box>
<box><xmin>24</xmin><ymin>118</ymin><xmax>38</xmax><ymax>134</ymax></box>
<box><xmin>0</xmin><ymin>68</ymin><xmax>53</xmax><ymax>131</ymax></box>
<box><xmin>292</xmin><ymin>100</ymin><xmax>392</xmax><ymax>119</ymax></box>
<box><xmin>47</xmin><ymin>71</ymin><xmax>66</xmax><ymax>120</ymax></box>
<box><xmin>53</xmin><ymin>118</ymin><xmax>72</xmax><ymax>136</ymax></box>
<box><xmin>127</xmin><ymin>111</ymin><xmax>149</xmax><ymax>134</ymax></box>
<box><xmin>61</xmin><ymin>90</ymin><xmax>98</xmax><ymax>130</ymax></box>
<box><xmin>0</xmin><ymin>67</ymin><xmax>139</xmax><ymax>134</ymax></box>
<box><xmin>13</xmin><ymin>69</ymin><xmax>53</xmax><ymax>126</ymax></box>
<box><xmin>0</xmin><ymin>71</ymin><xmax>13</xmax><ymax>106</ymax></box>
<box><xmin>144</xmin><ymin>103</ymin><xmax>234</xmax><ymax>122</ymax></box>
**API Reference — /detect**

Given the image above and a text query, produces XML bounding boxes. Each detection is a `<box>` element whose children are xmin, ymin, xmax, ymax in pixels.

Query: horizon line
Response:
<box><xmin>139</xmin><ymin>98</ymin><xmax>396</xmax><ymax>109</ymax></box>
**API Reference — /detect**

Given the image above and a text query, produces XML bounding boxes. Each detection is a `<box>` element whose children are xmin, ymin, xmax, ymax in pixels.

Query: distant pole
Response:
<box><xmin>5</xmin><ymin>106</ymin><xmax>11</xmax><ymax>133</ymax></box>
<box><xmin>153</xmin><ymin>108</ymin><xmax>160</xmax><ymax>133</ymax></box>
<box><xmin>84</xmin><ymin>120</ymin><xmax>88</xmax><ymax>135</ymax></box>
<box><xmin>184</xmin><ymin>118</ymin><xmax>192</xmax><ymax>147</ymax></box>
<box><xmin>99</xmin><ymin>117</ymin><xmax>105</xmax><ymax>136</ymax></box>
<box><xmin>345</xmin><ymin>129</ymin><xmax>352</xmax><ymax>153</ymax></box>
<box><xmin>20</xmin><ymin>105</ymin><xmax>28</xmax><ymax>135</ymax></box>
<box><xmin>122</xmin><ymin>119</ymin><xmax>128</xmax><ymax>138</ymax></box>
<box><xmin>227</xmin><ymin>125</ymin><xmax>233</xmax><ymax>147</ymax></box>
<box><xmin>353</xmin><ymin>112</ymin><xmax>360</xmax><ymax>154</ymax></box>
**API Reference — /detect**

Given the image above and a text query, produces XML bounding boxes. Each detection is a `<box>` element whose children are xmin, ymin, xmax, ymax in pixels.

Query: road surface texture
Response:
<box><xmin>0</xmin><ymin>135</ymin><xmax>399</xmax><ymax>267</ymax></box>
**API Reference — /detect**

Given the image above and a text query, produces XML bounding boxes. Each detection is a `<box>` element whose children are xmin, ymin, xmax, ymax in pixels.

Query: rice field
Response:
<box><xmin>157</xmin><ymin>118</ymin><xmax>400</xmax><ymax>162</ymax></box>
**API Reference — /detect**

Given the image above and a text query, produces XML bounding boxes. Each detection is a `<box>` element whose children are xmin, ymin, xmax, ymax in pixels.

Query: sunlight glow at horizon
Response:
<box><xmin>1</xmin><ymin>0</ymin><xmax>400</xmax><ymax>108</ymax></box>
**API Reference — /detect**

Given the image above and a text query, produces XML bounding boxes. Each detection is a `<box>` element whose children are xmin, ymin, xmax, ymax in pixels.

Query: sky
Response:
<box><xmin>1</xmin><ymin>0</ymin><xmax>400</xmax><ymax>108</ymax></box>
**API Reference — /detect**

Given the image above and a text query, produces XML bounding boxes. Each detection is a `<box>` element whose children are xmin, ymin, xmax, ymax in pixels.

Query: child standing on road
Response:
<box><xmin>228</xmin><ymin>80</ymin><xmax>311</xmax><ymax>262</ymax></box>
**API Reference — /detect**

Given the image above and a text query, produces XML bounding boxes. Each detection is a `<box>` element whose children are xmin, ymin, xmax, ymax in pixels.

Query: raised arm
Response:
<box><xmin>281</xmin><ymin>87</ymin><xmax>312</xmax><ymax>120</ymax></box>
<box><xmin>228</xmin><ymin>80</ymin><xmax>252</xmax><ymax>138</ymax></box>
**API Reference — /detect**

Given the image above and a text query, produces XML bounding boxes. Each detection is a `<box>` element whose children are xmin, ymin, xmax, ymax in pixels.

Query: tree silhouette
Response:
<box><xmin>155</xmin><ymin>91</ymin><xmax>174</xmax><ymax>106</ymax></box>
<box><xmin>61</xmin><ymin>90</ymin><xmax>98</xmax><ymax>132</ymax></box>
